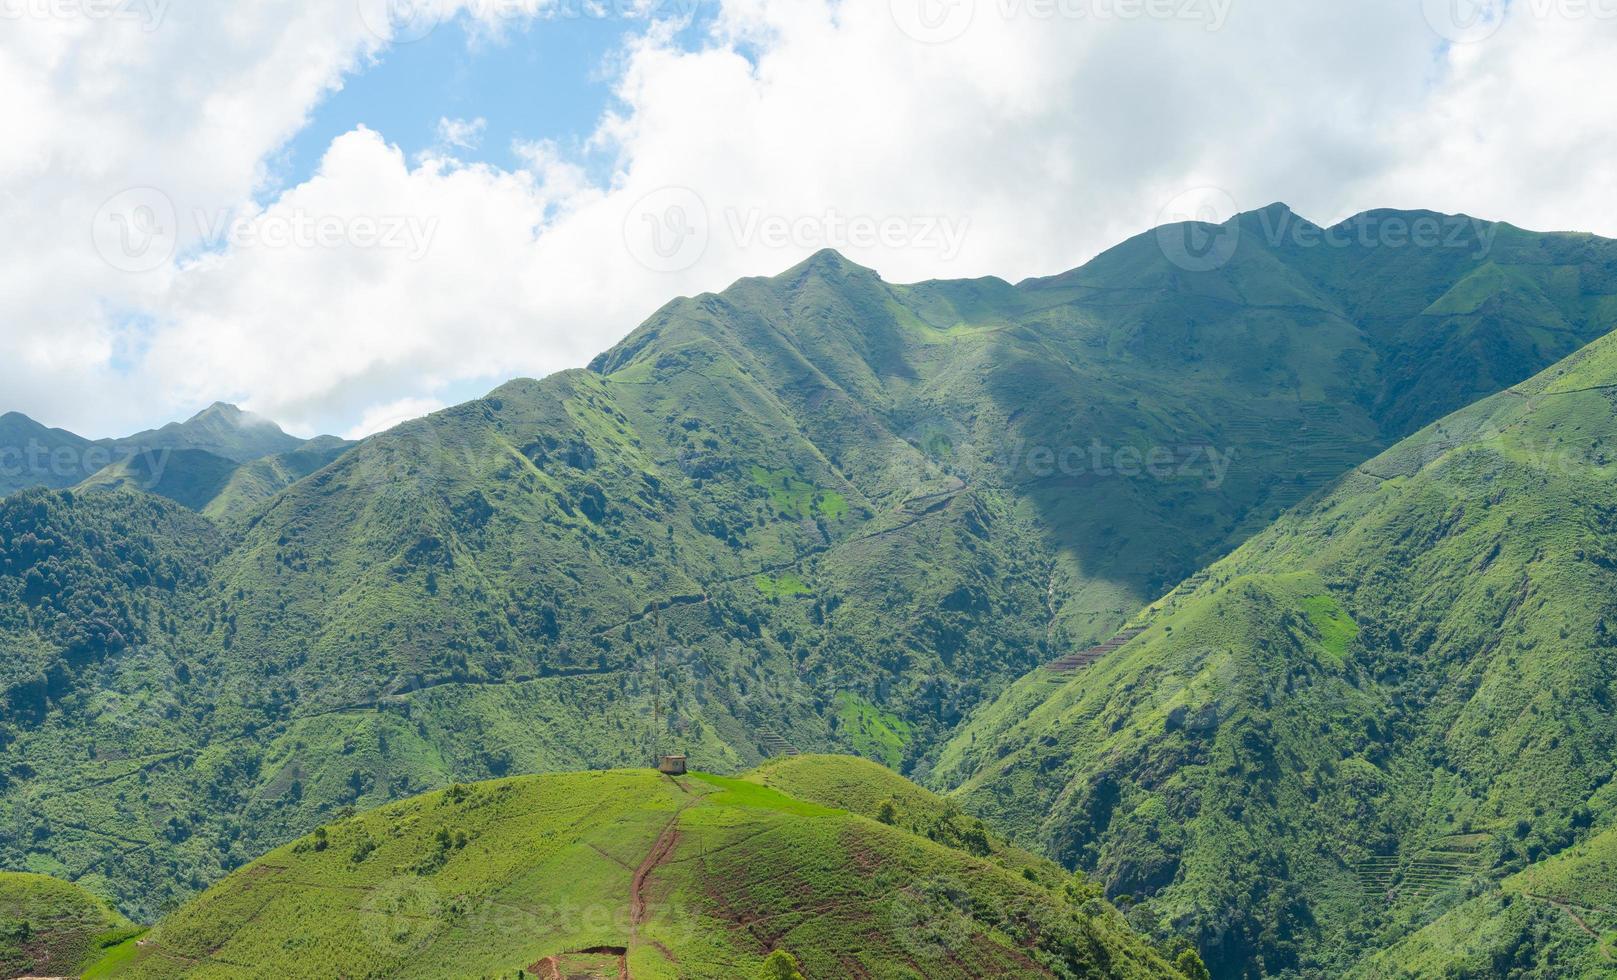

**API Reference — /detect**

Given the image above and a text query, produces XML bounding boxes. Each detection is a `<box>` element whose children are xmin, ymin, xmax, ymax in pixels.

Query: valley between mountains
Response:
<box><xmin>4</xmin><ymin>205</ymin><xmax>1617</xmax><ymax>977</ymax></box>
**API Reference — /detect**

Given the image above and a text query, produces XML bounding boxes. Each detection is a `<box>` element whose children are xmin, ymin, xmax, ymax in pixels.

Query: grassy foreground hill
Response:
<box><xmin>0</xmin><ymin>872</ymin><xmax>135</xmax><ymax>978</ymax></box>
<box><xmin>934</xmin><ymin>328</ymin><xmax>1617</xmax><ymax>974</ymax></box>
<box><xmin>95</xmin><ymin>760</ymin><xmax>1184</xmax><ymax>979</ymax></box>
<box><xmin>6</xmin><ymin>208</ymin><xmax>1617</xmax><ymax>920</ymax></box>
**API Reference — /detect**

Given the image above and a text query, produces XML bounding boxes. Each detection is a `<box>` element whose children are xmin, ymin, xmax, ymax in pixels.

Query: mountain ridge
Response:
<box><xmin>3</xmin><ymin>207</ymin><xmax>1616</xmax><ymax>943</ymax></box>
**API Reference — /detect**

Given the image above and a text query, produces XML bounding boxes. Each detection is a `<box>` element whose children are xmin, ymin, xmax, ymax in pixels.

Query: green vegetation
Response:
<box><xmin>2</xmin><ymin>403</ymin><xmax>350</xmax><ymax>516</ymax></box>
<box><xmin>0</xmin><ymin>872</ymin><xmax>136</xmax><ymax>978</ymax></box>
<box><xmin>755</xmin><ymin>571</ymin><xmax>811</xmax><ymax>598</ymax></box>
<box><xmin>5</xmin><ymin>207</ymin><xmax>1617</xmax><ymax>963</ymax></box>
<box><xmin>832</xmin><ymin>693</ymin><xmax>912</xmax><ymax>769</ymax></box>
<box><xmin>750</xmin><ymin>466</ymin><xmax>847</xmax><ymax>522</ymax></box>
<box><xmin>1353</xmin><ymin>824</ymin><xmax>1617</xmax><ymax>977</ymax></box>
<box><xmin>936</xmin><ymin>329</ymin><xmax>1617</xmax><ymax>976</ymax></box>
<box><xmin>95</xmin><ymin>762</ymin><xmax>1178</xmax><ymax>979</ymax></box>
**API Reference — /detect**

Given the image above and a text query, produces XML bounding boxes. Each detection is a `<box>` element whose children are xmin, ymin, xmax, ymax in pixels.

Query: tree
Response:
<box><xmin>759</xmin><ymin>949</ymin><xmax>807</xmax><ymax>980</ymax></box>
<box><xmin>1174</xmin><ymin>948</ymin><xmax>1212</xmax><ymax>980</ymax></box>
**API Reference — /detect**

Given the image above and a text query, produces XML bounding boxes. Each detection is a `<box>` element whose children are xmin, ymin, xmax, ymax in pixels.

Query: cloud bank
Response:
<box><xmin>2</xmin><ymin>0</ymin><xmax>1614</xmax><ymax>437</ymax></box>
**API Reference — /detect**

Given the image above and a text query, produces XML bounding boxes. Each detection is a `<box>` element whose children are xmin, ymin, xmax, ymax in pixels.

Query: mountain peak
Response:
<box><xmin>188</xmin><ymin>401</ymin><xmax>246</xmax><ymax>423</ymax></box>
<box><xmin>788</xmin><ymin>247</ymin><xmax>877</xmax><ymax>279</ymax></box>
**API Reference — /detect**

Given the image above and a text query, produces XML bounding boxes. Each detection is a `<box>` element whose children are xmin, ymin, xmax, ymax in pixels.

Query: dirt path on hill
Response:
<box><xmin>631</xmin><ymin>812</ymin><xmax>685</xmax><ymax>933</ymax></box>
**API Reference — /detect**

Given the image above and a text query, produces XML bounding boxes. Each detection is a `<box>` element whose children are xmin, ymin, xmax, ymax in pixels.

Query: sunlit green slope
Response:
<box><xmin>1352</xmin><ymin>823</ymin><xmax>1617</xmax><ymax>978</ymax></box>
<box><xmin>935</xmin><ymin>330</ymin><xmax>1617</xmax><ymax>975</ymax></box>
<box><xmin>97</xmin><ymin>761</ymin><xmax>1181</xmax><ymax>980</ymax></box>
<box><xmin>1</xmin><ymin>872</ymin><xmax>135</xmax><ymax>978</ymax></box>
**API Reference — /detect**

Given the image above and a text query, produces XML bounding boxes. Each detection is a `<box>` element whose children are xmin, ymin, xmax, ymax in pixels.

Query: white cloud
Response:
<box><xmin>344</xmin><ymin>394</ymin><xmax>449</xmax><ymax>440</ymax></box>
<box><xmin>436</xmin><ymin>116</ymin><xmax>488</xmax><ymax>150</ymax></box>
<box><xmin>2</xmin><ymin>0</ymin><xmax>1616</xmax><ymax>440</ymax></box>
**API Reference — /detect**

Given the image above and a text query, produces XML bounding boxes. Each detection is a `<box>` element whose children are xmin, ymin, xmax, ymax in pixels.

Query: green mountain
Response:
<box><xmin>93</xmin><ymin>760</ymin><xmax>1182</xmax><ymax>979</ymax></box>
<box><xmin>1352</xmin><ymin>823</ymin><xmax>1617</xmax><ymax>978</ymax></box>
<box><xmin>3</xmin><ymin>207</ymin><xmax>1616</xmax><ymax>934</ymax></box>
<box><xmin>109</xmin><ymin>403</ymin><xmax>307</xmax><ymax>465</ymax></box>
<box><xmin>933</xmin><ymin>328</ymin><xmax>1617</xmax><ymax>975</ymax></box>
<box><xmin>1</xmin><ymin>402</ymin><xmax>350</xmax><ymax>515</ymax></box>
<box><xmin>0</xmin><ymin>412</ymin><xmax>100</xmax><ymax>497</ymax></box>
<box><xmin>74</xmin><ymin>437</ymin><xmax>352</xmax><ymax>521</ymax></box>
<box><xmin>1</xmin><ymin>871</ymin><xmax>135</xmax><ymax>978</ymax></box>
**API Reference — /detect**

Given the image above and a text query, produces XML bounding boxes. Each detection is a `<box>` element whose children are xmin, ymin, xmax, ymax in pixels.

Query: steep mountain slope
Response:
<box><xmin>934</xmin><ymin>330</ymin><xmax>1617</xmax><ymax>975</ymax></box>
<box><xmin>0</xmin><ymin>871</ymin><xmax>135</xmax><ymax>979</ymax></box>
<box><xmin>96</xmin><ymin>762</ymin><xmax>1181</xmax><ymax>980</ymax></box>
<box><xmin>4</xmin><ymin>208</ymin><xmax>1616</xmax><ymax>922</ymax></box>
<box><xmin>1352</xmin><ymin>824</ymin><xmax>1617</xmax><ymax>978</ymax></box>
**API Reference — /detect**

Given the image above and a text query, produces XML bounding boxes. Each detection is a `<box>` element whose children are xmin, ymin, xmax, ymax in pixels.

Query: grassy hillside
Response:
<box><xmin>1</xmin><ymin>872</ymin><xmax>135</xmax><ymax>978</ymax></box>
<box><xmin>5</xmin><ymin>208</ymin><xmax>1617</xmax><ymax>922</ymax></box>
<box><xmin>97</xmin><ymin>762</ymin><xmax>1182</xmax><ymax>979</ymax></box>
<box><xmin>1353</xmin><ymin>823</ymin><xmax>1617</xmax><ymax>977</ymax></box>
<box><xmin>935</xmin><ymin>329</ymin><xmax>1617</xmax><ymax>975</ymax></box>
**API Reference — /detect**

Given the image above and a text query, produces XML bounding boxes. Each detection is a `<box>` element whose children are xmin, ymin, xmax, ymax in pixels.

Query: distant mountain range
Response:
<box><xmin>3</xmin><ymin>205</ymin><xmax>1616</xmax><ymax>976</ymax></box>
<box><xmin>0</xmin><ymin>402</ymin><xmax>350</xmax><ymax>516</ymax></box>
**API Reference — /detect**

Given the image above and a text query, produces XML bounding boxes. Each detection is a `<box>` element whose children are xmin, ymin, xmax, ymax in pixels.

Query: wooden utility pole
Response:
<box><xmin>651</xmin><ymin>609</ymin><xmax>662</xmax><ymax>764</ymax></box>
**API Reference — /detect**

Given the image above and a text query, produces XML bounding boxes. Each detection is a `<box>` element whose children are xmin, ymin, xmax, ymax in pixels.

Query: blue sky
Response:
<box><xmin>8</xmin><ymin>0</ymin><xmax>1615</xmax><ymax>440</ymax></box>
<box><xmin>271</xmin><ymin>8</ymin><xmax>714</xmax><ymax>196</ymax></box>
